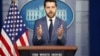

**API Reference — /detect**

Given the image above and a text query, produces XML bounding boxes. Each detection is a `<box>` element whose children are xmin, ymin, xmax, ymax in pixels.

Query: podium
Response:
<box><xmin>18</xmin><ymin>46</ymin><xmax>77</xmax><ymax>56</ymax></box>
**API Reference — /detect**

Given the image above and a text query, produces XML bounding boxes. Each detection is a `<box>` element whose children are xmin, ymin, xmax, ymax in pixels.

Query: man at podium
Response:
<box><xmin>32</xmin><ymin>0</ymin><xmax>67</xmax><ymax>45</ymax></box>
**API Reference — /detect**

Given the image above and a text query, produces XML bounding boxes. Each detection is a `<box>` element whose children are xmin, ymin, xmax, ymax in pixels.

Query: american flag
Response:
<box><xmin>0</xmin><ymin>1</ymin><xmax>29</xmax><ymax>56</ymax></box>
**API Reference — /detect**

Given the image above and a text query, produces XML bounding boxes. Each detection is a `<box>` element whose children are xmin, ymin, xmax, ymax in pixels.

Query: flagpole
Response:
<box><xmin>12</xmin><ymin>0</ymin><xmax>16</xmax><ymax>3</ymax></box>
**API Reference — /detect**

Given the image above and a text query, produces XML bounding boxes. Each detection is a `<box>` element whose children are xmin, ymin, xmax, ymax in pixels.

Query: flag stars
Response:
<box><xmin>17</xmin><ymin>16</ymin><xmax>20</xmax><ymax>19</ymax></box>
<box><xmin>10</xmin><ymin>25</ymin><xmax>13</xmax><ymax>27</ymax></box>
<box><xmin>2</xmin><ymin>2</ymin><xmax>27</xmax><ymax>42</ymax></box>
<box><xmin>8</xmin><ymin>21</ymin><xmax>10</xmax><ymax>23</ymax></box>
<box><xmin>13</xmin><ymin>12</ymin><xmax>16</xmax><ymax>15</ymax></box>
<box><xmin>14</xmin><ymin>8</ymin><xmax>17</xmax><ymax>10</ymax></box>
<box><xmin>12</xmin><ymin>33</ymin><xmax>15</xmax><ymax>36</ymax></box>
<box><xmin>3</xmin><ymin>25</ymin><xmax>6</xmax><ymax>28</ymax></box>
<box><xmin>20</xmin><ymin>24</ymin><xmax>22</xmax><ymax>27</ymax></box>
<box><xmin>10</xmin><ymin>29</ymin><xmax>12</xmax><ymax>32</ymax></box>
<box><xmin>17</xmin><ymin>20</ymin><xmax>19</xmax><ymax>23</ymax></box>
<box><xmin>1</xmin><ymin>2</ymin><xmax>29</xmax><ymax>52</ymax></box>
<box><xmin>20</xmin><ymin>20</ymin><xmax>23</xmax><ymax>23</ymax></box>
<box><xmin>17</xmin><ymin>12</ymin><xmax>19</xmax><ymax>14</ymax></box>
<box><xmin>16</xmin><ymin>24</ymin><xmax>19</xmax><ymax>27</ymax></box>
<box><xmin>11</xmin><ymin>37</ymin><xmax>15</xmax><ymax>41</ymax></box>
<box><xmin>8</xmin><ymin>16</ymin><xmax>11</xmax><ymax>19</ymax></box>
<box><xmin>6</xmin><ymin>29</ymin><xmax>9</xmax><ymax>32</ymax></box>
<box><xmin>11</xmin><ymin>20</ymin><xmax>13</xmax><ymax>23</ymax></box>
<box><xmin>15</xmin><ymin>33</ymin><xmax>18</xmax><ymax>36</ymax></box>
<box><xmin>9</xmin><ymin>33</ymin><xmax>11</xmax><ymax>36</ymax></box>
<box><xmin>19</xmin><ymin>28</ymin><xmax>22</xmax><ymax>31</ymax></box>
<box><xmin>9</xmin><ymin>12</ymin><xmax>11</xmax><ymax>15</ymax></box>
<box><xmin>6</xmin><ymin>25</ymin><xmax>9</xmax><ymax>28</ymax></box>
<box><xmin>16</xmin><ymin>28</ymin><xmax>18</xmax><ymax>31</ymax></box>
<box><xmin>4</xmin><ymin>21</ymin><xmax>7</xmax><ymax>24</ymax></box>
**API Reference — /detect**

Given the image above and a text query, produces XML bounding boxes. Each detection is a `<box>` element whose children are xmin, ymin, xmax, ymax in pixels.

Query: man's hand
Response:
<box><xmin>57</xmin><ymin>25</ymin><xmax>63</xmax><ymax>39</ymax></box>
<box><xmin>37</xmin><ymin>24</ymin><xmax>43</xmax><ymax>39</ymax></box>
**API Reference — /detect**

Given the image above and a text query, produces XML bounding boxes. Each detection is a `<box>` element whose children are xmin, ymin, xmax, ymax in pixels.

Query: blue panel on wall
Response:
<box><xmin>21</xmin><ymin>0</ymin><xmax>74</xmax><ymax>31</ymax></box>
<box><xmin>89</xmin><ymin>0</ymin><xmax>100</xmax><ymax>56</ymax></box>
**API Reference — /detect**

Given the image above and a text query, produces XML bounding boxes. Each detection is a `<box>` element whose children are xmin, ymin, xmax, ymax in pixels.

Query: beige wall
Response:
<box><xmin>75</xmin><ymin>0</ymin><xmax>89</xmax><ymax>56</ymax></box>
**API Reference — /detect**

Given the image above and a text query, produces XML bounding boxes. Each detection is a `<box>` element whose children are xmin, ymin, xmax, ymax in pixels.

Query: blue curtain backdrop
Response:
<box><xmin>0</xmin><ymin>0</ymin><xmax>2</xmax><ymax>33</ymax></box>
<box><xmin>89</xmin><ymin>0</ymin><xmax>100</xmax><ymax>56</ymax></box>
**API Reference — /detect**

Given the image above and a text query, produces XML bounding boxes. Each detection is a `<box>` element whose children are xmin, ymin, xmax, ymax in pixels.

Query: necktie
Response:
<box><xmin>49</xmin><ymin>19</ymin><xmax>53</xmax><ymax>41</ymax></box>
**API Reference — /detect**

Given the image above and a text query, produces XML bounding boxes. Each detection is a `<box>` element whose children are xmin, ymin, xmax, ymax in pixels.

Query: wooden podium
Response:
<box><xmin>18</xmin><ymin>46</ymin><xmax>77</xmax><ymax>56</ymax></box>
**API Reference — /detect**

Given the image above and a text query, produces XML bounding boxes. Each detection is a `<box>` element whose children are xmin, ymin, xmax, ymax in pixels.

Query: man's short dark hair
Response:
<box><xmin>44</xmin><ymin>0</ymin><xmax>57</xmax><ymax>7</ymax></box>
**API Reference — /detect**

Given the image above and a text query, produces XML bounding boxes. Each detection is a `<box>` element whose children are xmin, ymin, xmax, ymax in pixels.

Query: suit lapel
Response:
<box><xmin>43</xmin><ymin>17</ymin><xmax>49</xmax><ymax>39</ymax></box>
<box><xmin>51</xmin><ymin>17</ymin><xmax>59</xmax><ymax>41</ymax></box>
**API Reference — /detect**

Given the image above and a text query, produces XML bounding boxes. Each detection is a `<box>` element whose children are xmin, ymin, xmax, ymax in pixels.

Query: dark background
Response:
<box><xmin>0</xmin><ymin>0</ymin><xmax>2</xmax><ymax>32</ymax></box>
<box><xmin>89</xmin><ymin>0</ymin><xmax>100</xmax><ymax>56</ymax></box>
<box><xmin>0</xmin><ymin>0</ymin><xmax>100</xmax><ymax>56</ymax></box>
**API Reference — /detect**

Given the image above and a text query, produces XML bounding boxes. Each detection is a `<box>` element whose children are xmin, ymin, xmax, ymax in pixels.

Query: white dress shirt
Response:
<box><xmin>46</xmin><ymin>16</ymin><xmax>56</xmax><ymax>29</ymax></box>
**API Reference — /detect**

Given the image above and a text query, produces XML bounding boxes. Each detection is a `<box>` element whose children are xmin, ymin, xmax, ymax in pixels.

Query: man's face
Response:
<box><xmin>44</xmin><ymin>2</ymin><xmax>57</xmax><ymax>18</ymax></box>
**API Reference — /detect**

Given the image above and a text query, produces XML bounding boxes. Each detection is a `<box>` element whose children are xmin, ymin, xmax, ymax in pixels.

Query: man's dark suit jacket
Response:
<box><xmin>32</xmin><ymin>16</ymin><xmax>67</xmax><ymax>45</ymax></box>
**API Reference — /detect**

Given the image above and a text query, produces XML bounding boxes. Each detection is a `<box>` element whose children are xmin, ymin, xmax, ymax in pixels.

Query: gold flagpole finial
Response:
<box><xmin>12</xmin><ymin>0</ymin><xmax>16</xmax><ymax>3</ymax></box>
